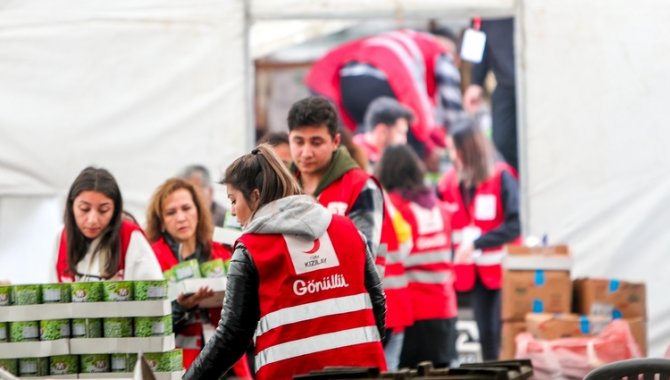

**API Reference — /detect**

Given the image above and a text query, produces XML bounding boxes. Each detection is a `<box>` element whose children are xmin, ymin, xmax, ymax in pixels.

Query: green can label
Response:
<box><xmin>134</xmin><ymin>315</ymin><xmax>173</xmax><ymax>337</ymax></box>
<box><xmin>40</xmin><ymin>319</ymin><xmax>71</xmax><ymax>341</ymax></box>
<box><xmin>111</xmin><ymin>353</ymin><xmax>137</xmax><ymax>372</ymax></box>
<box><xmin>0</xmin><ymin>359</ymin><xmax>17</xmax><ymax>375</ymax></box>
<box><xmin>18</xmin><ymin>357</ymin><xmax>48</xmax><ymax>376</ymax></box>
<box><xmin>103</xmin><ymin>317</ymin><xmax>133</xmax><ymax>337</ymax></box>
<box><xmin>42</xmin><ymin>283</ymin><xmax>71</xmax><ymax>303</ymax></box>
<box><xmin>103</xmin><ymin>281</ymin><xmax>134</xmax><ymax>301</ymax></box>
<box><xmin>200</xmin><ymin>259</ymin><xmax>227</xmax><ymax>278</ymax></box>
<box><xmin>12</xmin><ymin>284</ymin><xmax>41</xmax><ymax>305</ymax></box>
<box><xmin>0</xmin><ymin>322</ymin><xmax>7</xmax><ymax>342</ymax></box>
<box><xmin>71</xmin><ymin>282</ymin><xmax>103</xmax><ymax>302</ymax></box>
<box><xmin>0</xmin><ymin>286</ymin><xmax>11</xmax><ymax>306</ymax></box>
<box><xmin>134</xmin><ymin>280</ymin><xmax>168</xmax><ymax>300</ymax></box>
<box><xmin>80</xmin><ymin>354</ymin><xmax>110</xmax><ymax>373</ymax></box>
<box><xmin>143</xmin><ymin>350</ymin><xmax>183</xmax><ymax>372</ymax></box>
<box><xmin>10</xmin><ymin>321</ymin><xmax>39</xmax><ymax>342</ymax></box>
<box><xmin>49</xmin><ymin>355</ymin><xmax>79</xmax><ymax>375</ymax></box>
<box><xmin>174</xmin><ymin>259</ymin><xmax>201</xmax><ymax>281</ymax></box>
<box><xmin>72</xmin><ymin>318</ymin><xmax>102</xmax><ymax>338</ymax></box>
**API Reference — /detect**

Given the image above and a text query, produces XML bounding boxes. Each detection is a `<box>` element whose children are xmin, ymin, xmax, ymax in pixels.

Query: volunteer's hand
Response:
<box><xmin>454</xmin><ymin>242</ymin><xmax>476</xmax><ymax>264</ymax></box>
<box><xmin>463</xmin><ymin>84</ymin><xmax>484</xmax><ymax>114</ymax></box>
<box><xmin>177</xmin><ymin>286</ymin><xmax>214</xmax><ymax>310</ymax></box>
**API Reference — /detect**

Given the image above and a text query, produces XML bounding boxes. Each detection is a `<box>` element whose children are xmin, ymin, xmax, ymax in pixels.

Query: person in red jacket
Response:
<box><xmin>53</xmin><ymin>166</ymin><xmax>163</xmax><ymax>283</ymax></box>
<box><xmin>184</xmin><ymin>144</ymin><xmax>386</xmax><ymax>380</ymax></box>
<box><xmin>437</xmin><ymin>119</ymin><xmax>521</xmax><ymax>361</ymax></box>
<box><xmin>378</xmin><ymin>145</ymin><xmax>458</xmax><ymax>368</ymax></box>
<box><xmin>145</xmin><ymin>178</ymin><xmax>252</xmax><ymax>378</ymax></box>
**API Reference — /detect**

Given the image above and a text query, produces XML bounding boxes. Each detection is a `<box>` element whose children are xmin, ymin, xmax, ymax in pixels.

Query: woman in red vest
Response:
<box><xmin>53</xmin><ymin>166</ymin><xmax>163</xmax><ymax>282</ymax></box>
<box><xmin>437</xmin><ymin>120</ymin><xmax>521</xmax><ymax>360</ymax></box>
<box><xmin>378</xmin><ymin>145</ymin><xmax>458</xmax><ymax>369</ymax></box>
<box><xmin>145</xmin><ymin>178</ymin><xmax>252</xmax><ymax>378</ymax></box>
<box><xmin>184</xmin><ymin>144</ymin><xmax>387</xmax><ymax>380</ymax></box>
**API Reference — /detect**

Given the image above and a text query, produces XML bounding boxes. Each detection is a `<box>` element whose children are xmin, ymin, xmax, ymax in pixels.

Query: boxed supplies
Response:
<box><xmin>500</xmin><ymin>321</ymin><xmax>526</xmax><ymax>360</ymax></box>
<box><xmin>502</xmin><ymin>245</ymin><xmax>572</xmax><ymax>321</ymax></box>
<box><xmin>573</xmin><ymin>278</ymin><xmax>647</xmax><ymax>320</ymax></box>
<box><xmin>525</xmin><ymin>313</ymin><xmax>647</xmax><ymax>355</ymax></box>
<box><xmin>167</xmin><ymin>278</ymin><xmax>226</xmax><ymax>309</ymax></box>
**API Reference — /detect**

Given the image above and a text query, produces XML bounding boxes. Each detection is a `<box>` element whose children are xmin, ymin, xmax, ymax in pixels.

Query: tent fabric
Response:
<box><xmin>520</xmin><ymin>0</ymin><xmax>670</xmax><ymax>357</ymax></box>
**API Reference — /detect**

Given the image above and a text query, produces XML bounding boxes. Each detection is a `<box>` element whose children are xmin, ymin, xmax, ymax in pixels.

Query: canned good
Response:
<box><xmin>103</xmin><ymin>317</ymin><xmax>133</xmax><ymax>337</ymax></box>
<box><xmin>12</xmin><ymin>284</ymin><xmax>41</xmax><ymax>305</ymax></box>
<box><xmin>18</xmin><ymin>357</ymin><xmax>48</xmax><ymax>377</ymax></box>
<box><xmin>71</xmin><ymin>318</ymin><xmax>102</xmax><ymax>338</ymax></box>
<box><xmin>80</xmin><ymin>354</ymin><xmax>110</xmax><ymax>373</ymax></box>
<box><xmin>134</xmin><ymin>280</ymin><xmax>168</xmax><ymax>300</ymax></box>
<box><xmin>103</xmin><ymin>281</ymin><xmax>134</xmax><ymax>301</ymax></box>
<box><xmin>49</xmin><ymin>355</ymin><xmax>79</xmax><ymax>375</ymax></box>
<box><xmin>134</xmin><ymin>315</ymin><xmax>173</xmax><ymax>337</ymax></box>
<box><xmin>9</xmin><ymin>321</ymin><xmax>39</xmax><ymax>342</ymax></box>
<box><xmin>40</xmin><ymin>319</ymin><xmax>71</xmax><ymax>341</ymax></box>
<box><xmin>71</xmin><ymin>282</ymin><xmax>103</xmax><ymax>302</ymax></box>
<box><xmin>42</xmin><ymin>283</ymin><xmax>71</xmax><ymax>303</ymax></box>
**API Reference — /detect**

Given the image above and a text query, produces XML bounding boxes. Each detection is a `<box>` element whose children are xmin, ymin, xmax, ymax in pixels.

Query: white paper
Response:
<box><xmin>460</xmin><ymin>28</ymin><xmax>487</xmax><ymax>63</ymax></box>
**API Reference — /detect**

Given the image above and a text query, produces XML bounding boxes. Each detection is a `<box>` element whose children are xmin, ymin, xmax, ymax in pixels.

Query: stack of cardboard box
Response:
<box><xmin>500</xmin><ymin>245</ymin><xmax>573</xmax><ymax>359</ymax></box>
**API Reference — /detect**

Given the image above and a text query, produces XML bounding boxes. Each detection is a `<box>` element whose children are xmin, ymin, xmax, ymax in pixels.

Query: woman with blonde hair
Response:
<box><xmin>146</xmin><ymin>178</ymin><xmax>252</xmax><ymax>377</ymax></box>
<box><xmin>185</xmin><ymin>144</ymin><xmax>386</xmax><ymax>380</ymax></box>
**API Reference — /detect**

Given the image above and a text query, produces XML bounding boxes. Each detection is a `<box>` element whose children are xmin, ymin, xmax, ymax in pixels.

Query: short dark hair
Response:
<box><xmin>363</xmin><ymin>97</ymin><xmax>413</xmax><ymax>133</ymax></box>
<box><xmin>287</xmin><ymin>96</ymin><xmax>339</xmax><ymax>138</ymax></box>
<box><xmin>258</xmin><ymin>131</ymin><xmax>289</xmax><ymax>147</ymax></box>
<box><xmin>376</xmin><ymin>145</ymin><xmax>426</xmax><ymax>192</ymax></box>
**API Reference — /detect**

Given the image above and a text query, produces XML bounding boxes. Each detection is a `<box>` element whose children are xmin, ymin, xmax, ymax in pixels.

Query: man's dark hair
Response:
<box><xmin>363</xmin><ymin>97</ymin><xmax>413</xmax><ymax>133</ymax></box>
<box><xmin>258</xmin><ymin>131</ymin><xmax>289</xmax><ymax>147</ymax></box>
<box><xmin>287</xmin><ymin>96</ymin><xmax>339</xmax><ymax>138</ymax></box>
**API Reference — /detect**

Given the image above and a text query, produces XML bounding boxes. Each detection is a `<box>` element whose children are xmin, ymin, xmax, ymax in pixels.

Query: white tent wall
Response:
<box><xmin>0</xmin><ymin>0</ymin><xmax>249</xmax><ymax>282</ymax></box>
<box><xmin>519</xmin><ymin>0</ymin><xmax>670</xmax><ymax>356</ymax></box>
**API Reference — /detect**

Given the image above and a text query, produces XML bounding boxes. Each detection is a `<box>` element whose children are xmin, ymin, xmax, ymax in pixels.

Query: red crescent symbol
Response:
<box><xmin>303</xmin><ymin>239</ymin><xmax>320</xmax><ymax>254</ymax></box>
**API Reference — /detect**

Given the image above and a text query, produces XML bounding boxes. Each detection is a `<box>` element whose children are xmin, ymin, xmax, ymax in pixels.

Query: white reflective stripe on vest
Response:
<box><xmin>404</xmin><ymin>250</ymin><xmax>451</xmax><ymax>267</ymax></box>
<box><xmin>255</xmin><ymin>325</ymin><xmax>380</xmax><ymax>371</ymax></box>
<box><xmin>405</xmin><ymin>270</ymin><xmax>452</xmax><ymax>284</ymax></box>
<box><xmin>254</xmin><ymin>293</ymin><xmax>372</xmax><ymax>340</ymax></box>
<box><xmin>475</xmin><ymin>250</ymin><xmax>506</xmax><ymax>266</ymax></box>
<box><xmin>452</xmin><ymin>230</ymin><xmax>463</xmax><ymax>244</ymax></box>
<box><xmin>383</xmin><ymin>274</ymin><xmax>408</xmax><ymax>289</ymax></box>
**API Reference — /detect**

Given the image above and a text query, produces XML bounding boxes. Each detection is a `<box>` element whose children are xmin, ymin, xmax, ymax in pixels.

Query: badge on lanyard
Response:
<box><xmin>461</xmin><ymin>17</ymin><xmax>487</xmax><ymax>63</ymax></box>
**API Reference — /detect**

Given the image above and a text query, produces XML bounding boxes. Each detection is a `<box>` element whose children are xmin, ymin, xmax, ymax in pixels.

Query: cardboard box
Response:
<box><xmin>525</xmin><ymin>313</ymin><xmax>647</xmax><ymax>355</ymax></box>
<box><xmin>167</xmin><ymin>278</ymin><xmax>226</xmax><ymax>309</ymax></box>
<box><xmin>70</xmin><ymin>336</ymin><xmax>175</xmax><ymax>355</ymax></box>
<box><xmin>501</xmin><ymin>270</ymin><xmax>572</xmax><ymax>321</ymax></box>
<box><xmin>573</xmin><ymin>278</ymin><xmax>647</xmax><ymax>320</ymax></box>
<box><xmin>504</xmin><ymin>245</ymin><xmax>572</xmax><ymax>271</ymax></box>
<box><xmin>500</xmin><ymin>321</ymin><xmax>526</xmax><ymax>360</ymax></box>
<box><xmin>0</xmin><ymin>300</ymin><xmax>171</xmax><ymax>323</ymax></box>
<box><xmin>0</xmin><ymin>339</ymin><xmax>69</xmax><ymax>359</ymax></box>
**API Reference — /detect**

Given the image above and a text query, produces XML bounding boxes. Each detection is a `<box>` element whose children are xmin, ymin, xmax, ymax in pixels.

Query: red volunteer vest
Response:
<box><xmin>437</xmin><ymin>163</ymin><xmax>522</xmax><ymax>291</ymax></box>
<box><xmin>380</xmin><ymin>195</ymin><xmax>413</xmax><ymax>329</ymax></box>
<box><xmin>315</xmin><ymin>168</ymin><xmax>387</xmax><ymax>270</ymax></box>
<box><xmin>151</xmin><ymin>239</ymin><xmax>252</xmax><ymax>378</ymax></box>
<box><xmin>56</xmin><ymin>220</ymin><xmax>141</xmax><ymax>282</ymax></box>
<box><xmin>306</xmin><ymin>35</ymin><xmax>437</xmax><ymax>145</ymax></box>
<box><xmin>238</xmin><ymin>215</ymin><xmax>386</xmax><ymax>380</ymax></box>
<box><xmin>389</xmin><ymin>193</ymin><xmax>457</xmax><ymax>320</ymax></box>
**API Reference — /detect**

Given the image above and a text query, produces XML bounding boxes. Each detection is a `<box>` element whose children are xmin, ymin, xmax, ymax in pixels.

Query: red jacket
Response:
<box><xmin>389</xmin><ymin>193</ymin><xmax>457</xmax><ymax>320</ymax></box>
<box><xmin>56</xmin><ymin>220</ymin><xmax>141</xmax><ymax>282</ymax></box>
<box><xmin>306</xmin><ymin>34</ymin><xmax>437</xmax><ymax>145</ymax></box>
<box><xmin>238</xmin><ymin>215</ymin><xmax>386</xmax><ymax>380</ymax></box>
<box><xmin>151</xmin><ymin>238</ymin><xmax>251</xmax><ymax>378</ymax></box>
<box><xmin>437</xmin><ymin>163</ymin><xmax>522</xmax><ymax>290</ymax></box>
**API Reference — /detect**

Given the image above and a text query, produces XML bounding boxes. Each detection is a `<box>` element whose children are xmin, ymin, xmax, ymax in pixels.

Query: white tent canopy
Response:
<box><xmin>1</xmin><ymin>0</ymin><xmax>669</xmax><ymax>356</ymax></box>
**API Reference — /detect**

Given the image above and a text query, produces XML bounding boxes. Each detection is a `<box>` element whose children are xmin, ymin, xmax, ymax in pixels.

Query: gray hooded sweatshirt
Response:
<box><xmin>184</xmin><ymin>195</ymin><xmax>386</xmax><ymax>380</ymax></box>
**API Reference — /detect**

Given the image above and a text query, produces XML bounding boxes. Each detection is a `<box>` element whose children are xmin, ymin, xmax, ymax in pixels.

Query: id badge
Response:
<box><xmin>460</xmin><ymin>28</ymin><xmax>487</xmax><ymax>63</ymax></box>
<box><xmin>475</xmin><ymin>194</ymin><xmax>497</xmax><ymax>221</ymax></box>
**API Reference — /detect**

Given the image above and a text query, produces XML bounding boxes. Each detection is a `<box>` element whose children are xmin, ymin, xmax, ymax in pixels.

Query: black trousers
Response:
<box><xmin>471</xmin><ymin>276</ymin><xmax>502</xmax><ymax>361</ymax></box>
<box><xmin>491</xmin><ymin>85</ymin><xmax>518</xmax><ymax>171</ymax></box>
<box><xmin>399</xmin><ymin>317</ymin><xmax>457</xmax><ymax>369</ymax></box>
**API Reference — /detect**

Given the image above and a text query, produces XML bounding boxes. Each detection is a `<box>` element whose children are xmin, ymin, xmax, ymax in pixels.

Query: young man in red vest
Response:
<box><xmin>287</xmin><ymin>96</ymin><xmax>385</xmax><ymax>258</ymax></box>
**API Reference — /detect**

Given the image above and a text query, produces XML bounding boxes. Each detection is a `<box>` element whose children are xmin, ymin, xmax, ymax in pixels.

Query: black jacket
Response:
<box><xmin>183</xmin><ymin>241</ymin><xmax>386</xmax><ymax>379</ymax></box>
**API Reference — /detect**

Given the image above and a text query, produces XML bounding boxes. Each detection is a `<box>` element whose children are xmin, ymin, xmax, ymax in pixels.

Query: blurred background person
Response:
<box><xmin>437</xmin><ymin>119</ymin><xmax>521</xmax><ymax>360</ymax></box>
<box><xmin>185</xmin><ymin>145</ymin><xmax>386</xmax><ymax>379</ymax></box>
<box><xmin>378</xmin><ymin>145</ymin><xmax>458</xmax><ymax>369</ymax></box>
<box><xmin>179</xmin><ymin>164</ymin><xmax>227</xmax><ymax>228</ymax></box>
<box><xmin>353</xmin><ymin>96</ymin><xmax>412</xmax><ymax>169</ymax></box>
<box><xmin>145</xmin><ymin>178</ymin><xmax>252</xmax><ymax>377</ymax></box>
<box><xmin>462</xmin><ymin>17</ymin><xmax>518</xmax><ymax>171</ymax></box>
<box><xmin>258</xmin><ymin>131</ymin><xmax>292</xmax><ymax>168</ymax></box>
<box><xmin>53</xmin><ymin>166</ymin><xmax>163</xmax><ymax>282</ymax></box>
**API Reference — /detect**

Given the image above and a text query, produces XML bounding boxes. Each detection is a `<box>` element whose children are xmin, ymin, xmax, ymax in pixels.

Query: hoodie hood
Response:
<box><xmin>244</xmin><ymin>195</ymin><xmax>332</xmax><ymax>240</ymax></box>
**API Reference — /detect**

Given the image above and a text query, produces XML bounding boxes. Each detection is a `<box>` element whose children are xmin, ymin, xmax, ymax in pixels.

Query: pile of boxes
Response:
<box><xmin>500</xmin><ymin>245</ymin><xmax>647</xmax><ymax>359</ymax></box>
